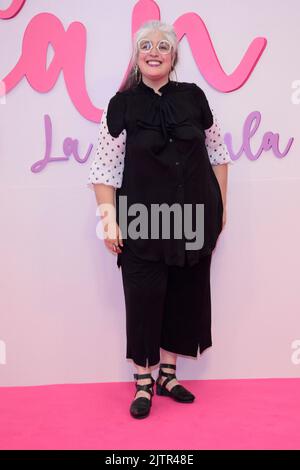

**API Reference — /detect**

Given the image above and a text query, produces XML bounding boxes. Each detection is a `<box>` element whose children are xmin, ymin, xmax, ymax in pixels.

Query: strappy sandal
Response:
<box><xmin>130</xmin><ymin>372</ymin><xmax>155</xmax><ymax>419</ymax></box>
<box><xmin>156</xmin><ymin>363</ymin><xmax>195</xmax><ymax>403</ymax></box>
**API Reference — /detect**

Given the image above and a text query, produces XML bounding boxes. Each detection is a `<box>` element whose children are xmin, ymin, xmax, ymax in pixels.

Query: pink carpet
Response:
<box><xmin>0</xmin><ymin>378</ymin><xmax>299</xmax><ymax>450</ymax></box>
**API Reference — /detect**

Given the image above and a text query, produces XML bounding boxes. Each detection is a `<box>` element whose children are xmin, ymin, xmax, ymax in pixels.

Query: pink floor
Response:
<box><xmin>0</xmin><ymin>378</ymin><xmax>299</xmax><ymax>450</ymax></box>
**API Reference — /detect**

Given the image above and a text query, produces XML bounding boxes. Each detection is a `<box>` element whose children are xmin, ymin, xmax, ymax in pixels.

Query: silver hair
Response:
<box><xmin>118</xmin><ymin>20</ymin><xmax>179</xmax><ymax>92</ymax></box>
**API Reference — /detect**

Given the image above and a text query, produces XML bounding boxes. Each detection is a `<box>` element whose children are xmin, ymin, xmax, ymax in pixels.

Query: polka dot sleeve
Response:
<box><xmin>205</xmin><ymin>108</ymin><xmax>233</xmax><ymax>165</ymax></box>
<box><xmin>87</xmin><ymin>108</ymin><xmax>126</xmax><ymax>190</ymax></box>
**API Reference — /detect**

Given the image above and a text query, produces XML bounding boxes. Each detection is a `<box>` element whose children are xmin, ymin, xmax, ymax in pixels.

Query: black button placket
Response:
<box><xmin>167</xmin><ymin>135</ymin><xmax>186</xmax><ymax>263</ymax></box>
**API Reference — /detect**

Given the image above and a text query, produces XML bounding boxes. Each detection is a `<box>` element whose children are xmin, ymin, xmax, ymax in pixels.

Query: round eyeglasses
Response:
<box><xmin>137</xmin><ymin>39</ymin><xmax>172</xmax><ymax>55</ymax></box>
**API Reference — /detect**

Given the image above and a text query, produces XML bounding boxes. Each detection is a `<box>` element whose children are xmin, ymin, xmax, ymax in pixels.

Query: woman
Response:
<box><xmin>87</xmin><ymin>20</ymin><xmax>233</xmax><ymax>419</ymax></box>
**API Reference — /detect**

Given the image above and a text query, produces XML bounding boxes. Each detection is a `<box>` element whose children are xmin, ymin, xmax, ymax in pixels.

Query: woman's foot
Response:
<box><xmin>130</xmin><ymin>373</ymin><xmax>155</xmax><ymax>419</ymax></box>
<box><xmin>156</xmin><ymin>363</ymin><xmax>195</xmax><ymax>403</ymax></box>
<box><xmin>157</xmin><ymin>364</ymin><xmax>179</xmax><ymax>391</ymax></box>
<box><xmin>135</xmin><ymin>376</ymin><xmax>155</xmax><ymax>399</ymax></box>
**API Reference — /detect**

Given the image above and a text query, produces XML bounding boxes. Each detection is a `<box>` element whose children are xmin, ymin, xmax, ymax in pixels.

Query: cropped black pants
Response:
<box><xmin>118</xmin><ymin>245</ymin><xmax>213</xmax><ymax>368</ymax></box>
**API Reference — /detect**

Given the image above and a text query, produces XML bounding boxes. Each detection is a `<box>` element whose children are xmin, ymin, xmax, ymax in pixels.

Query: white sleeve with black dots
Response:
<box><xmin>205</xmin><ymin>109</ymin><xmax>233</xmax><ymax>165</ymax></box>
<box><xmin>87</xmin><ymin>109</ymin><xmax>126</xmax><ymax>190</ymax></box>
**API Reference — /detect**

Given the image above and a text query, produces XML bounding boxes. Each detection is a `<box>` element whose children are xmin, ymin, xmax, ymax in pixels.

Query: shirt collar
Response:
<box><xmin>137</xmin><ymin>78</ymin><xmax>175</xmax><ymax>95</ymax></box>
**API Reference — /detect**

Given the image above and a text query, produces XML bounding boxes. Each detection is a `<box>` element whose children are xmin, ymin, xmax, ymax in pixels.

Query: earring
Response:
<box><xmin>134</xmin><ymin>64</ymin><xmax>141</xmax><ymax>83</ymax></box>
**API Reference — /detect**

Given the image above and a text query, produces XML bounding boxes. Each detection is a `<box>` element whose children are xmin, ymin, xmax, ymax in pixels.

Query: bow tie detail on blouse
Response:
<box><xmin>136</xmin><ymin>96</ymin><xmax>196</xmax><ymax>154</ymax></box>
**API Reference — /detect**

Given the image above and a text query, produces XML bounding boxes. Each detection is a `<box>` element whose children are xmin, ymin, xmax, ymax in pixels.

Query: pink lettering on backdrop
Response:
<box><xmin>1</xmin><ymin>0</ymin><xmax>291</xmax><ymax>170</ymax></box>
<box><xmin>224</xmin><ymin>111</ymin><xmax>294</xmax><ymax>161</ymax></box>
<box><xmin>174</xmin><ymin>15</ymin><xmax>266</xmax><ymax>92</ymax></box>
<box><xmin>2</xmin><ymin>12</ymin><xmax>100</xmax><ymax>121</ymax></box>
<box><xmin>31</xmin><ymin>115</ymin><xmax>93</xmax><ymax>173</ymax></box>
<box><xmin>0</xmin><ymin>0</ymin><xmax>25</xmax><ymax>19</ymax></box>
<box><xmin>31</xmin><ymin>111</ymin><xmax>293</xmax><ymax>173</ymax></box>
<box><xmin>1</xmin><ymin>0</ymin><xmax>267</xmax><ymax>122</ymax></box>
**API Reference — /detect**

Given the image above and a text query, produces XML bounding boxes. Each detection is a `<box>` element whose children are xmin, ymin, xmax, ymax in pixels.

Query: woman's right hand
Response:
<box><xmin>103</xmin><ymin>221</ymin><xmax>124</xmax><ymax>255</ymax></box>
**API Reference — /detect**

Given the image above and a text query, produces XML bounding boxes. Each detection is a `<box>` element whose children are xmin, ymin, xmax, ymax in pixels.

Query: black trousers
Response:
<box><xmin>119</xmin><ymin>245</ymin><xmax>213</xmax><ymax>368</ymax></box>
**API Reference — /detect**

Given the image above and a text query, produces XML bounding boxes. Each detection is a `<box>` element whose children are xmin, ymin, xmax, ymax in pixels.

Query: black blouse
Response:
<box><xmin>106</xmin><ymin>78</ymin><xmax>223</xmax><ymax>268</ymax></box>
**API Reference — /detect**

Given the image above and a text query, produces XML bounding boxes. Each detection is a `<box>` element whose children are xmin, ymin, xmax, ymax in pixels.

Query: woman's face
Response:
<box><xmin>136</xmin><ymin>30</ymin><xmax>173</xmax><ymax>82</ymax></box>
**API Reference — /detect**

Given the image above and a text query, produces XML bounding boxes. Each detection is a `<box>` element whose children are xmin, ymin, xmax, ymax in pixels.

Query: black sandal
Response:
<box><xmin>156</xmin><ymin>363</ymin><xmax>195</xmax><ymax>403</ymax></box>
<box><xmin>130</xmin><ymin>373</ymin><xmax>155</xmax><ymax>419</ymax></box>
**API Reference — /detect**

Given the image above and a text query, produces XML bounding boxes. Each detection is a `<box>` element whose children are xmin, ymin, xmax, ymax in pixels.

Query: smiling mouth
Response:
<box><xmin>146</xmin><ymin>60</ymin><xmax>162</xmax><ymax>66</ymax></box>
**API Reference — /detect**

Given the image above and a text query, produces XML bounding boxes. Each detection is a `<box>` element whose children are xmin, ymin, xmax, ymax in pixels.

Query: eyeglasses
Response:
<box><xmin>137</xmin><ymin>38</ymin><xmax>172</xmax><ymax>55</ymax></box>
